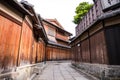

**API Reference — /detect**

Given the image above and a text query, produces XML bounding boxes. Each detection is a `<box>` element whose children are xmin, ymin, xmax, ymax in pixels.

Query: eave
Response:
<box><xmin>70</xmin><ymin>9</ymin><xmax>120</xmax><ymax>44</ymax></box>
<box><xmin>56</xmin><ymin>38</ymin><xmax>69</xmax><ymax>43</ymax></box>
<box><xmin>42</xmin><ymin>19</ymin><xmax>72</xmax><ymax>36</ymax></box>
<box><xmin>38</xmin><ymin>15</ymin><xmax>49</xmax><ymax>43</ymax></box>
<box><xmin>4</xmin><ymin>0</ymin><xmax>33</xmax><ymax>16</ymax></box>
<box><xmin>47</xmin><ymin>41</ymin><xmax>71</xmax><ymax>49</ymax></box>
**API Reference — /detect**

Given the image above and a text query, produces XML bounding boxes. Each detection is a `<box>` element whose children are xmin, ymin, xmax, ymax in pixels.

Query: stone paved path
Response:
<box><xmin>33</xmin><ymin>61</ymin><xmax>95</xmax><ymax>80</ymax></box>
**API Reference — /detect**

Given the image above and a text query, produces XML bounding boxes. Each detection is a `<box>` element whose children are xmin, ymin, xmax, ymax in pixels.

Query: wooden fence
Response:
<box><xmin>0</xmin><ymin>14</ymin><xmax>45</xmax><ymax>72</ymax></box>
<box><xmin>46</xmin><ymin>46</ymin><xmax>71</xmax><ymax>61</ymax></box>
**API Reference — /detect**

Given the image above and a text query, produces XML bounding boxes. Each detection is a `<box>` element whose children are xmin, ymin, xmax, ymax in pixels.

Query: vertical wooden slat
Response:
<box><xmin>18</xmin><ymin>20</ymin><xmax>33</xmax><ymax>66</ymax></box>
<box><xmin>46</xmin><ymin>46</ymin><xmax>71</xmax><ymax>61</ymax></box>
<box><xmin>0</xmin><ymin>15</ymin><xmax>21</xmax><ymax>69</ymax></box>
<box><xmin>81</xmin><ymin>39</ymin><xmax>90</xmax><ymax>62</ymax></box>
<box><xmin>90</xmin><ymin>31</ymin><xmax>107</xmax><ymax>64</ymax></box>
<box><xmin>31</xmin><ymin>40</ymin><xmax>37</xmax><ymax>64</ymax></box>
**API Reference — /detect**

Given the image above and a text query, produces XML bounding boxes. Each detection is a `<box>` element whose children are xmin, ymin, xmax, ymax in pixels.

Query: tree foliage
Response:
<box><xmin>73</xmin><ymin>2</ymin><xmax>93</xmax><ymax>24</ymax></box>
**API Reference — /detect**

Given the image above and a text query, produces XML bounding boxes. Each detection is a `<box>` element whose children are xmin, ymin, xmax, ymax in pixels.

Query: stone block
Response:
<box><xmin>72</xmin><ymin>63</ymin><xmax>120</xmax><ymax>80</ymax></box>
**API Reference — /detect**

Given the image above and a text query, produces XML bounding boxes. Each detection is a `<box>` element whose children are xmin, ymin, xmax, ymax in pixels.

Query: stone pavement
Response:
<box><xmin>33</xmin><ymin>61</ymin><xmax>96</xmax><ymax>80</ymax></box>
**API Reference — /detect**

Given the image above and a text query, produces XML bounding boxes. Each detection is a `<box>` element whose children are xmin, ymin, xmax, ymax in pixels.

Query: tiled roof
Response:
<box><xmin>48</xmin><ymin>41</ymin><xmax>71</xmax><ymax>48</ymax></box>
<box><xmin>71</xmin><ymin>9</ymin><xmax>120</xmax><ymax>43</ymax></box>
<box><xmin>46</xmin><ymin>19</ymin><xmax>64</xmax><ymax>29</ymax></box>
<box><xmin>42</xmin><ymin>19</ymin><xmax>72</xmax><ymax>36</ymax></box>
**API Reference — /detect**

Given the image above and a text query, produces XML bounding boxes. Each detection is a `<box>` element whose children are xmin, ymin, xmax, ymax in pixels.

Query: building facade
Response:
<box><xmin>71</xmin><ymin>0</ymin><xmax>120</xmax><ymax>79</ymax></box>
<box><xmin>0</xmin><ymin>0</ymin><xmax>72</xmax><ymax>79</ymax></box>
<box><xmin>42</xmin><ymin>19</ymin><xmax>72</xmax><ymax>61</ymax></box>
<box><xmin>0</xmin><ymin>0</ymin><xmax>47</xmax><ymax>79</ymax></box>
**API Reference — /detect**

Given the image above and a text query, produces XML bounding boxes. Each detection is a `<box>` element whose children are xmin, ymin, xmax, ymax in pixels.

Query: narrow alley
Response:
<box><xmin>33</xmin><ymin>61</ymin><xmax>97</xmax><ymax>80</ymax></box>
<box><xmin>1</xmin><ymin>0</ymin><xmax>120</xmax><ymax>80</ymax></box>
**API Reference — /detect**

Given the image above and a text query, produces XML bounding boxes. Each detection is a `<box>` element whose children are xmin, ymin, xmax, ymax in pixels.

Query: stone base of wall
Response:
<box><xmin>0</xmin><ymin>62</ymin><xmax>46</xmax><ymax>80</ymax></box>
<box><xmin>72</xmin><ymin>63</ymin><xmax>120</xmax><ymax>80</ymax></box>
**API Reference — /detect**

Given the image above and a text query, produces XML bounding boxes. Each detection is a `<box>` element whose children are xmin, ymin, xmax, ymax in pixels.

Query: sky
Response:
<box><xmin>18</xmin><ymin>0</ymin><xmax>93</xmax><ymax>36</ymax></box>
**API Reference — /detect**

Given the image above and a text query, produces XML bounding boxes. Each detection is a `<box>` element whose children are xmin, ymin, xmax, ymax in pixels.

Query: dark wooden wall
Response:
<box><xmin>72</xmin><ymin>25</ymin><xmax>120</xmax><ymax>65</ymax></box>
<box><xmin>71</xmin><ymin>24</ymin><xmax>108</xmax><ymax>64</ymax></box>
<box><xmin>46</xmin><ymin>46</ymin><xmax>71</xmax><ymax>61</ymax></box>
<box><xmin>72</xmin><ymin>13</ymin><xmax>120</xmax><ymax>65</ymax></box>
<box><xmin>90</xmin><ymin>31</ymin><xmax>108</xmax><ymax>64</ymax></box>
<box><xmin>105</xmin><ymin>24</ymin><xmax>120</xmax><ymax>65</ymax></box>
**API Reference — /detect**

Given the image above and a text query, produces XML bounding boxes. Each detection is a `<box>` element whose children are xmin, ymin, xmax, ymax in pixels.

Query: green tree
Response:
<box><xmin>73</xmin><ymin>2</ymin><xmax>93</xmax><ymax>24</ymax></box>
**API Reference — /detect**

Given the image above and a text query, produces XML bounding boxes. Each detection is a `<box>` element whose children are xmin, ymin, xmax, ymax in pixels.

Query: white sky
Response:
<box><xmin>18</xmin><ymin>0</ymin><xmax>93</xmax><ymax>36</ymax></box>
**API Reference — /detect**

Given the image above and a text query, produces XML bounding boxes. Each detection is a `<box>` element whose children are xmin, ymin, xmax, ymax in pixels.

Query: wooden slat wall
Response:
<box><xmin>59</xmin><ymin>48</ymin><xmax>62</xmax><ymax>60</ymax></box>
<box><xmin>46</xmin><ymin>46</ymin><xmax>71</xmax><ymax>61</ymax></box>
<box><xmin>38</xmin><ymin>41</ymin><xmax>45</xmax><ymax>62</ymax></box>
<box><xmin>0</xmin><ymin>15</ymin><xmax>21</xmax><ymax>70</ymax></box>
<box><xmin>52</xmin><ymin>48</ymin><xmax>57</xmax><ymax>60</ymax></box>
<box><xmin>18</xmin><ymin>20</ymin><xmax>33</xmax><ymax>66</ymax></box>
<box><xmin>74</xmin><ymin>45</ymin><xmax>78</xmax><ymax>62</ymax></box>
<box><xmin>66</xmin><ymin>49</ymin><xmax>71</xmax><ymax>60</ymax></box>
<box><xmin>71</xmin><ymin>31</ymin><xmax>108</xmax><ymax>64</ymax></box>
<box><xmin>34</xmin><ymin>41</ymin><xmax>45</xmax><ymax>63</ymax></box>
<box><xmin>81</xmin><ymin>39</ymin><xmax>90</xmax><ymax>63</ymax></box>
<box><xmin>36</xmin><ymin>43</ymin><xmax>40</xmax><ymax>62</ymax></box>
<box><xmin>46</xmin><ymin>47</ymin><xmax>51</xmax><ymax>61</ymax></box>
<box><xmin>0</xmin><ymin>15</ymin><xmax>46</xmax><ymax>72</ymax></box>
<box><xmin>71</xmin><ymin>46</ymin><xmax>75</xmax><ymax>62</ymax></box>
<box><xmin>90</xmin><ymin>31</ymin><xmax>107</xmax><ymax>64</ymax></box>
<box><xmin>31</xmin><ymin>40</ymin><xmax>37</xmax><ymax>64</ymax></box>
